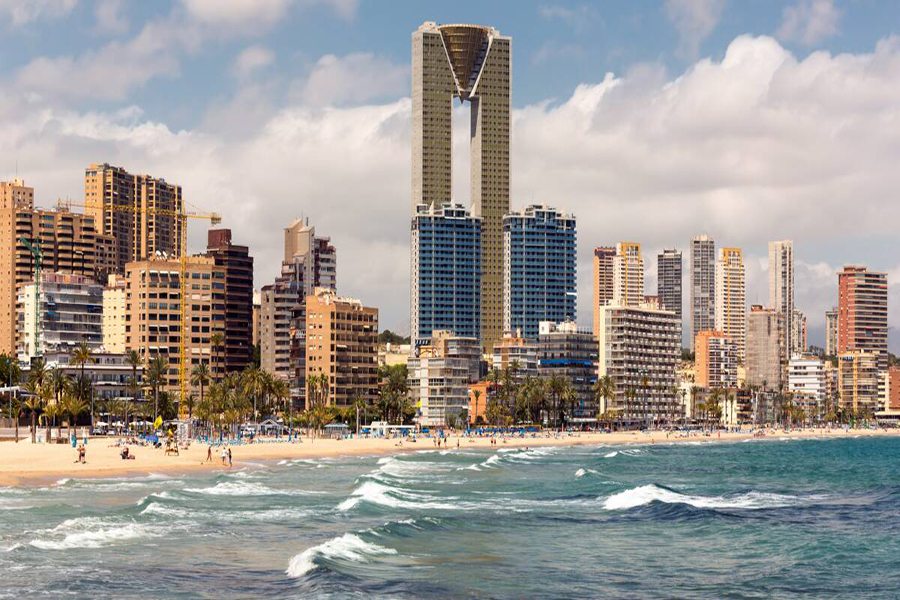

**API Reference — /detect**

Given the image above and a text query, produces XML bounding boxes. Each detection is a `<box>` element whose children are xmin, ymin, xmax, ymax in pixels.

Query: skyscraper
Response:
<box><xmin>502</xmin><ymin>205</ymin><xmax>576</xmax><ymax>340</ymax></box>
<box><xmin>592</xmin><ymin>246</ymin><xmax>615</xmax><ymax>337</ymax></box>
<box><xmin>746</xmin><ymin>305</ymin><xmax>783</xmax><ymax>391</ymax></box>
<box><xmin>657</xmin><ymin>248</ymin><xmax>682</xmax><ymax>321</ymax></box>
<box><xmin>206</xmin><ymin>229</ymin><xmax>254</xmax><ymax>374</ymax></box>
<box><xmin>690</xmin><ymin>235</ymin><xmax>715</xmax><ymax>350</ymax></box>
<box><xmin>791</xmin><ymin>309</ymin><xmax>807</xmax><ymax>355</ymax></box>
<box><xmin>768</xmin><ymin>240</ymin><xmax>794</xmax><ymax>363</ymax></box>
<box><xmin>613</xmin><ymin>242</ymin><xmax>644</xmax><ymax>307</ymax></box>
<box><xmin>715</xmin><ymin>247</ymin><xmax>746</xmax><ymax>361</ymax></box>
<box><xmin>837</xmin><ymin>265</ymin><xmax>888</xmax><ymax>377</ymax></box>
<box><xmin>412</xmin><ymin>22</ymin><xmax>511</xmax><ymax>352</ymax></box>
<box><xmin>825</xmin><ymin>307</ymin><xmax>838</xmax><ymax>357</ymax></box>
<box><xmin>411</xmin><ymin>202</ymin><xmax>481</xmax><ymax>347</ymax></box>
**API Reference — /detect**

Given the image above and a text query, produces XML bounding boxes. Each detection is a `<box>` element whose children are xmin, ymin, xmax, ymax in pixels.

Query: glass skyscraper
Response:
<box><xmin>503</xmin><ymin>205</ymin><xmax>576</xmax><ymax>340</ymax></box>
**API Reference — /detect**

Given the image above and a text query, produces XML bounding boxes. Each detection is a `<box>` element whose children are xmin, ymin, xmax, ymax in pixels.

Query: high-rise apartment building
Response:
<box><xmin>84</xmin><ymin>163</ymin><xmax>183</xmax><ymax>273</ymax></box>
<box><xmin>788</xmin><ymin>354</ymin><xmax>826</xmax><ymax>418</ymax></box>
<box><xmin>502</xmin><ymin>205</ymin><xmax>576</xmax><ymax>341</ymax></box>
<box><xmin>206</xmin><ymin>229</ymin><xmax>254</xmax><ymax>373</ymax></box>
<box><xmin>16</xmin><ymin>273</ymin><xmax>103</xmax><ymax>362</ymax></box>
<box><xmin>102</xmin><ymin>274</ymin><xmax>127</xmax><ymax>353</ymax></box>
<box><xmin>260</xmin><ymin>220</ymin><xmax>336</xmax><ymax>380</ymax></box>
<box><xmin>411</xmin><ymin>202</ymin><xmax>481</xmax><ymax>347</ymax></box>
<box><xmin>715</xmin><ymin>247</ymin><xmax>746</xmax><ymax>362</ymax></box>
<box><xmin>124</xmin><ymin>256</ymin><xmax>225</xmax><ymax>391</ymax></box>
<box><xmin>791</xmin><ymin>309</ymin><xmax>807</xmax><ymax>354</ymax></box>
<box><xmin>412</xmin><ymin>22</ymin><xmax>511</xmax><ymax>352</ymax></box>
<box><xmin>492</xmin><ymin>330</ymin><xmax>539</xmax><ymax>378</ymax></box>
<box><xmin>695</xmin><ymin>330</ymin><xmax>738</xmax><ymax>389</ymax></box>
<box><xmin>408</xmin><ymin>330</ymin><xmax>481</xmax><ymax>427</ymax></box>
<box><xmin>768</xmin><ymin>240</ymin><xmax>794</xmax><ymax>363</ymax></box>
<box><xmin>305</xmin><ymin>288</ymin><xmax>378</xmax><ymax>408</ymax></box>
<box><xmin>592</xmin><ymin>246</ymin><xmax>616</xmax><ymax>337</ymax></box>
<box><xmin>837</xmin><ymin>265</ymin><xmax>888</xmax><ymax>377</ymax></box>
<box><xmin>838</xmin><ymin>350</ymin><xmax>879</xmax><ymax>413</ymax></box>
<box><xmin>613</xmin><ymin>242</ymin><xmax>643</xmax><ymax>307</ymax></box>
<box><xmin>690</xmin><ymin>235</ymin><xmax>715</xmax><ymax>350</ymax></box>
<box><xmin>596</xmin><ymin>303</ymin><xmax>681</xmax><ymax>425</ymax></box>
<box><xmin>657</xmin><ymin>248</ymin><xmax>682</xmax><ymax>321</ymax></box>
<box><xmin>825</xmin><ymin>307</ymin><xmax>838</xmax><ymax>357</ymax></box>
<box><xmin>746</xmin><ymin>305</ymin><xmax>783</xmax><ymax>391</ymax></box>
<box><xmin>539</xmin><ymin>321</ymin><xmax>599</xmax><ymax>422</ymax></box>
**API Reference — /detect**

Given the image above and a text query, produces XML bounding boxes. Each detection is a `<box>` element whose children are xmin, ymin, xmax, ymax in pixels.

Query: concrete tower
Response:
<box><xmin>690</xmin><ymin>235</ymin><xmax>716</xmax><ymax>350</ymax></box>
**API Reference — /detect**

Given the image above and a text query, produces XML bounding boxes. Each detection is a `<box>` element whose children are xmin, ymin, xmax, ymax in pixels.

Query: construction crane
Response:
<box><xmin>58</xmin><ymin>199</ymin><xmax>221</xmax><ymax>405</ymax></box>
<box><xmin>19</xmin><ymin>237</ymin><xmax>43</xmax><ymax>359</ymax></box>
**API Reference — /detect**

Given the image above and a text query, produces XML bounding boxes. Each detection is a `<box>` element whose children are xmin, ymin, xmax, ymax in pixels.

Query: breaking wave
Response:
<box><xmin>286</xmin><ymin>532</ymin><xmax>397</xmax><ymax>577</ymax></box>
<box><xmin>603</xmin><ymin>484</ymin><xmax>805</xmax><ymax>511</ymax></box>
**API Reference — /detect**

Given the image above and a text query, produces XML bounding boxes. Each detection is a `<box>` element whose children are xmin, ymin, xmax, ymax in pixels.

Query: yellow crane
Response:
<box><xmin>58</xmin><ymin>199</ymin><xmax>221</xmax><ymax>404</ymax></box>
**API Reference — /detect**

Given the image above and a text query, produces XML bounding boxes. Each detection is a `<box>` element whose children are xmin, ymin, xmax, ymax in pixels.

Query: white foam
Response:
<box><xmin>575</xmin><ymin>468</ymin><xmax>600</xmax><ymax>478</ymax></box>
<box><xmin>336</xmin><ymin>480</ymin><xmax>457</xmax><ymax>512</ymax></box>
<box><xmin>29</xmin><ymin>518</ymin><xmax>155</xmax><ymax>550</ymax></box>
<box><xmin>604</xmin><ymin>451</ymin><xmax>618</xmax><ymax>458</ymax></box>
<box><xmin>286</xmin><ymin>533</ymin><xmax>397</xmax><ymax>577</ymax></box>
<box><xmin>140</xmin><ymin>502</ymin><xmax>190</xmax><ymax>518</ymax></box>
<box><xmin>481</xmin><ymin>454</ymin><xmax>502</xmax><ymax>468</ymax></box>
<box><xmin>183</xmin><ymin>481</ymin><xmax>285</xmax><ymax>496</ymax></box>
<box><xmin>603</xmin><ymin>484</ymin><xmax>802</xmax><ymax>511</ymax></box>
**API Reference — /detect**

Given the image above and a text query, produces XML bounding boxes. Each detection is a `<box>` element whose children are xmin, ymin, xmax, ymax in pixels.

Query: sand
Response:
<box><xmin>0</xmin><ymin>427</ymin><xmax>896</xmax><ymax>487</ymax></box>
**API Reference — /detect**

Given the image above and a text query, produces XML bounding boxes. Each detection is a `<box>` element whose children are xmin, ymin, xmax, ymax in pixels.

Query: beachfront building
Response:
<box><xmin>838</xmin><ymin>265</ymin><xmax>888</xmax><ymax>380</ymax></box>
<box><xmin>788</xmin><ymin>354</ymin><xmax>826</xmax><ymax>421</ymax></box>
<box><xmin>412</xmin><ymin>21</ymin><xmax>511</xmax><ymax>353</ymax></box>
<box><xmin>260</xmin><ymin>218</ymin><xmax>336</xmax><ymax>381</ymax></box>
<box><xmin>305</xmin><ymin>288</ymin><xmax>378</xmax><ymax>408</ymax></box>
<box><xmin>206</xmin><ymin>229</ymin><xmax>254</xmax><ymax>373</ymax></box>
<box><xmin>825</xmin><ymin>307</ymin><xmax>839</xmax><ymax>357</ymax></box>
<box><xmin>102</xmin><ymin>274</ymin><xmax>127</xmax><ymax>353</ymax></box>
<box><xmin>502</xmin><ymin>205</ymin><xmax>576</xmax><ymax>341</ymax></box>
<box><xmin>613</xmin><ymin>242</ymin><xmax>644</xmax><ymax>307</ymax></box>
<box><xmin>408</xmin><ymin>330</ymin><xmax>481</xmax><ymax>427</ymax></box>
<box><xmin>596</xmin><ymin>303</ymin><xmax>681</xmax><ymax>426</ymax></box>
<box><xmin>792</xmin><ymin>310</ymin><xmax>807</xmax><ymax>355</ymax></box>
<box><xmin>16</xmin><ymin>272</ymin><xmax>103</xmax><ymax>362</ymax></box>
<box><xmin>657</xmin><ymin>248</ymin><xmax>682</xmax><ymax>320</ymax></box>
<box><xmin>592</xmin><ymin>246</ymin><xmax>616</xmax><ymax>337</ymax></box>
<box><xmin>880</xmin><ymin>367</ymin><xmax>900</xmax><ymax>423</ymax></box>
<box><xmin>39</xmin><ymin>351</ymin><xmax>144</xmax><ymax>402</ymax></box>
<box><xmin>746</xmin><ymin>305</ymin><xmax>783</xmax><ymax>391</ymax></box>
<box><xmin>492</xmin><ymin>330</ymin><xmax>539</xmax><ymax>379</ymax></box>
<box><xmin>694</xmin><ymin>330</ymin><xmax>738</xmax><ymax>390</ymax></box>
<box><xmin>690</xmin><ymin>235</ymin><xmax>715</xmax><ymax>350</ymax></box>
<box><xmin>538</xmin><ymin>321</ymin><xmax>598</xmax><ymax>423</ymax></box>
<box><xmin>410</xmin><ymin>202</ymin><xmax>481</xmax><ymax>347</ymax></box>
<box><xmin>769</xmin><ymin>240</ymin><xmax>794</xmax><ymax>364</ymax></box>
<box><xmin>715</xmin><ymin>248</ymin><xmax>746</xmax><ymax>362</ymax></box>
<box><xmin>378</xmin><ymin>342</ymin><xmax>412</xmax><ymax>368</ymax></box>
<box><xmin>124</xmin><ymin>255</ymin><xmax>225</xmax><ymax>392</ymax></box>
<box><xmin>838</xmin><ymin>351</ymin><xmax>879</xmax><ymax>415</ymax></box>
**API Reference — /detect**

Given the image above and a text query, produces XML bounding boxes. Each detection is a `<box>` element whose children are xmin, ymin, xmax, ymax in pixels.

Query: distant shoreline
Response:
<box><xmin>0</xmin><ymin>427</ymin><xmax>896</xmax><ymax>488</ymax></box>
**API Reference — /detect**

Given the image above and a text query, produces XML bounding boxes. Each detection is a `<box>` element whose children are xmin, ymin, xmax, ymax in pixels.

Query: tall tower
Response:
<box><xmin>768</xmin><ymin>240</ymin><xmax>794</xmax><ymax>364</ymax></box>
<box><xmin>412</xmin><ymin>22</ymin><xmax>511</xmax><ymax>352</ymax></box>
<box><xmin>657</xmin><ymin>248</ymin><xmax>682</xmax><ymax>321</ymax></box>
<box><xmin>837</xmin><ymin>265</ymin><xmax>887</xmax><ymax>376</ymax></box>
<box><xmin>613</xmin><ymin>242</ymin><xmax>644</xmax><ymax>307</ymax></box>
<box><xmin>690</xmin><ymin>235</ymin><xmax>716</xmax><ymax>350</ymax></box>
<box><xmin>592</xmin><ymin>246</ymin><xmax>615</xmax><ymax>337</ymax></box>
<box><xmin>715</xmin><ymin>247</ymin><xmax>746</xmax><ymax>362</ymax></box>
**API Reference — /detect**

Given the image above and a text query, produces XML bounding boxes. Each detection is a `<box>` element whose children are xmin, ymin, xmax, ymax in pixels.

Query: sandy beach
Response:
<box><xmin>1</xmin><ymin>427</ymin><xmax>896</xmax><ymax>487</ymax></box>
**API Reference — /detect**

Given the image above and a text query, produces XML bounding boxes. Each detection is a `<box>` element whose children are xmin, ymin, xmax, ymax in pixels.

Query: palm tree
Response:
<box><xmin>471</xmin><ymin>388</ymin><xmax>482</xmax><ymax>427</ymax></box>
<box><xmin>271</xmin><ymin>378</ymin><xmax>291</xmax><ymax>434</ymax></box>
<box><xmin>22</xmin><ymin>379</ymin><xmax>46</xmax><ymax>444</ymax></box>
<box><xmin>242</xmin><ymin>366</ymin><xmax>267</xmax><ymax>423</ymax></box>
<box><xmin>144</xmin><ymin>355</ymin><xmax>168</xmax><ymax>421</ymax></box>
<box><xmin>210</xmin><ymin>332</ymin><xmax>225</xmax><ymax>381</ymax></box>
<box><xmin>593</xmin><ymin>375</ymin><xmax>614</xmax><ymax>429</ymax></box>
<box><xmin>61</xmin><ymin>392</ymin><xmax>87</xmax><ymax>442</ymax></box>
<box><xmin>70</xmin><ymin>342</ymin><xmax>95</xmax><ymax>426</ymax></box>
<box><xmin>190</xmin><ymin>362</ymin><xmax>211</xmax><ymax>420</ymax></box>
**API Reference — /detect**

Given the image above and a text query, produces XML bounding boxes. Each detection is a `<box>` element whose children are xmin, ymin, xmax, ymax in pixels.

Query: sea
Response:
<box><xmin>1</xmin><ymin>435</ymin><xmax>898</xmax><ymax>599</ymax></box>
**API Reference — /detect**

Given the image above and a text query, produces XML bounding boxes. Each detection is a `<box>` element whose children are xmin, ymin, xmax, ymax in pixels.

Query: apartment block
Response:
<box><xmin>825</xmin><ymin>307</ymin><xmax>838</xmax><ymax>357</ymax></box>
<box><xmin>690</xmin><ymin>235</ymin><xmax>715</xmax><ymax>350</ymax></box>
<box><xmin>613</xmin><ymin>242</ymin><xmax>643</xmax><ymax>307</ymax></box>
<box><xmin>102</xmin><ymin>274</ymin><xmax>127</xmax><ymax>353</ymax></box>
<box><xmin>695</xmin><ymin>330</ymin><xmax>738</xmax><ymax>389</ymax></box>
<box><xmin>592</xmin><ymin>246</ymin><xmax>616</xmax><ymax>337</ymax></box>
<box><xmin>305</xmin><ymin>288</ymin><xmax>378</xmax><ymax>408</ymax></box>
<box><xmin>792</xmin><ymin>309</ymin><xmax>807</xmax><ymax>354</ymax></box>
<box><xmin>788</xmin><ymin>354</ymin><xmax>826</xmax><ymax>418</ymax></box>
<box><xmin>769</xmin><ymin>240</ymin><xmax>794</xmax><ymax>363</ymax></box>
<box><xmin>657</xmin><ymin>248</ymin><xmax>682</xmax><ymax>321</ymax></box>
<box><xmin>411</xmin><ymin>202</ymin><xmax>481</xmax><ymax>347</ymax></box>
<box><xmin>746</xmin><ymin>305</ymin><xmax>783</xmax><ymax>391</ymax></box>
<box><xmin>596</xmin><ymin>303</ymin><xmax>681</xmax><ymax>425</ymax></box>
<box><xmin>715</xmin><ymin>247</ymin><xmax>746</xmax><ymax>362</ymax></box>
<box><xmin>838</xmin><ymin>350</ymin><xmax>879</xmax><ymax>414</ymax></box>
<box><xmin>539</xmin><ymin>321</ymin><xmax>599</xmax><ymax>422</ymax></box>
<box><xmin>408</xmin><ymin>330</ymin><xmax>481</xmax><ymax>427</ymax></box>
<box><xmin>206</xmin><ymin>229</ymin><xmax>254</xmax><ymax>373</ymax></box>
<box><xmin>492</xmin><ymin>330</ymin><xmax>539</xmax><ymax>378</ymax></box>
<box><xmin>837</xmin><ymin>265</ymin><xmax>888</xmax><ymax>377</ymax></box>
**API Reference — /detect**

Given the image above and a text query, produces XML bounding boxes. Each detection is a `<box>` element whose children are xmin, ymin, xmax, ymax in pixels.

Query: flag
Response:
<box><xmin>154</xmin><ymin>416</ymin><xmax>163</xmax><ymax>430</ymax></box>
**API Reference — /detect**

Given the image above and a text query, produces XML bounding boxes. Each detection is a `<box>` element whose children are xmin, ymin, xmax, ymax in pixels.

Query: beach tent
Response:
<box><xmin>324</xmin><ymin>423</ymin><xmax>350</xmax><ymax>439</ymax></box>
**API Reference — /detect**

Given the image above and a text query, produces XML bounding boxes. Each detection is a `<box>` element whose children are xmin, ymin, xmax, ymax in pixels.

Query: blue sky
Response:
<box><xmin>2</xmin><ymin>0</ymin><xmax>900</xmax><ymax>348</ymax></box>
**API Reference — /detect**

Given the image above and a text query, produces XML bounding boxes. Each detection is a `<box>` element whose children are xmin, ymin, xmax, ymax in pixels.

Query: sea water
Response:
<box><xmin>1</xmin><ymin>436</ymin><xmax>898</xmax><ymax>598</ymax></box>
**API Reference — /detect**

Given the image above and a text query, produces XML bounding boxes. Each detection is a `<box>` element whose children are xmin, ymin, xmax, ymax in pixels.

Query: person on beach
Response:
<box><xmin>206</xmin><ymin>445</ymin><xmax>212</xmax><ymax>463</ymax></box>
<box><xmin>221</xmin><ymin>446</ymin><xmax>227</xmax><ymax>466</ymax></box>
<box><xmin>228</xmin><ymin>447</ymin><xmax>233</xmax><ymax>467</ymax></box>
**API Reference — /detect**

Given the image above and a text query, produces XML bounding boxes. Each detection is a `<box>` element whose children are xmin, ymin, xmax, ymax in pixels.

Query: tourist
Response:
<box><xmin>206</xmin><ymin>445</ymin><xmax>213</xmax><ymax>463</ymax></box>
<box><xmin>228</xmin><ymin>447</ymin><xmax>233</xmax><ymax>467</ymax></box>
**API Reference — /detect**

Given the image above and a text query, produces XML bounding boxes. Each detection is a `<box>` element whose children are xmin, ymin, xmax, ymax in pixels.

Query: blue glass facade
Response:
<box><xmin>503</xmin><ymin>205</ymin><xmax>577</xmax><ymax>340</ymax></box>
<box><xmin>411</xmin><ymin>203</ymin><xmax>481</xmax><ymax>346</ymax></box>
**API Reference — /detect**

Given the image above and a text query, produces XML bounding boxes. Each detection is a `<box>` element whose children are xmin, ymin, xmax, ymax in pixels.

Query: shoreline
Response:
<box><xmin>1</xmin><ymin>427</ymin><xmax>896</xmax><ymax>488</ymax></box>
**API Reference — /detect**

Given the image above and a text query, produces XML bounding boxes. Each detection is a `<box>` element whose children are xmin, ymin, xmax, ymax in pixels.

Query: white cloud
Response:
<box><xmin>7</xmin><ymin>37</ymin><xmax>900</xmax><ymax>343</ymax></box>
<box><xmin>93</xmin><ymin>0</ymin><xmax>128</xmax><ymax>35</ymax></box>
<box><xmin>532</xmin><ymin>41</ymin><xmax>585</xmax><ymax>65</ymax></box>
<box><xmin>181</xmin><ymin>0</ymin><xmax>356</xmax><ymax>30</ymax></box>
<box><xmin>296</xmin><ymin>53</ymin><xmax>409</xmax><ymax>107</ymax></box>
<box><xmin>777</xmin><ymin>0</ymin><xmax>840</xmax><ymax>46</ymax></box>
<box><xmin>665</xmin><ymin>0</ymin><xmax>726</xmax><ymax>58</ymax></box>
<box><xmin>0</xmin><ymin>0</ymin><xmax>76</xmax><ymax>26</ymax></box>
<box><xmin>232</xmin><ymin>45</ymin><xmax>275</xmax><ymax>78</ymax></box>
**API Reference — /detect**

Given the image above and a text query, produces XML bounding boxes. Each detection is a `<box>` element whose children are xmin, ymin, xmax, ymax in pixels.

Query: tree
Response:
<box><xmin>61</xmin><ymin>392</ymin><xmax>87</xmax><ymax>441</ymax></box>
<box><xmin>471</xmin><ymin>388</ymin><xmax>482</xmax><ymax>428</ymax></box>
<box><xmin>145</xmin><ymin>355</ymin><xmax>168</xmax><ymax>421</ymax></box>
<box><xmin>210</xmin><ymin>333</ymin><xmax>225</xmax><ymax>381</ymax></box>
<box><xmin>593</xmin><ymin>376</ymin><xmax>615</xmax><ymax>429</ymax></box>
<box><xmin>242</xmin><ymin>366</ymin><xmax>267</xmax><ymax>423</ymax></box>
<box><xmin>70</xmin><ymin>342</ymin><xmax>95</xmax><ymax>426</ymax></box>
<box><xmin>271</xmin><ymin>378</ymin><xmax>291</xmax><ymax>433</ymax></box>
<box><xmin>190</xmin><ymin>362</ymin><xmax>211</xmax><ymax>421</ymax></box>
<box><xmin>22</xmin><ymin>380</ymin><xmax>45</xmax><ymax>444</ymax></box>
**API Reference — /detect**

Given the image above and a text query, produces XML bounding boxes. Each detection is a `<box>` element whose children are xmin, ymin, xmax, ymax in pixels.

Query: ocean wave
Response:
<box><xmin>29</xmin><ymin>517</ymin><xmax>156</xmax><ymax>550</ymax></box>
<box><xmin>140</xmin><ymin>502</ymin><xmax>190</xmax><ymax>518</ymax></box>
<box><xmin>603</xmin><ymin>451</ymin><xmax>618</xmax><ymax>458</ymax></box>
<box><xmin>337</xmin><ymin>480</ymin><xmax>458</xmax><ymax>512</ymax></box>
<box><xmin>575</xmin><ymin>468</ymin><xmax>600</xmax><ymax>478</ymax></box>
<box><xmin>481</xmin><ymin>454</ymin><xmax>502</xmax><ymax>468</ymax></box>
<box><xmin>183</xmin><ymin>481</ymin><xmax>287</xmax><ymax>496</ymax></box>
<box><xmin>286</xmin><ymin>533</ymin><xmax>397</xmax><ymax>578</ymax></box>
<box><xmin>603</xmin><ymin>484</ymin><xmax>803</xmax><ymax>511</ymax></box>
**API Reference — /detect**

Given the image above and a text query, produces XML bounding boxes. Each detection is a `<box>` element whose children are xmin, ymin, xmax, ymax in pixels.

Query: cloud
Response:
<box><xmin>538</xmin><ymin>4</ymin><xmax>601</xmax><ymax>31</ymax></box>
<box><xmin>296</xmin><ymin>53</ymin><xmax>409</xmax><ymax>107</ymax></box>
<box><xmin>777</xmin><ymin>0</ymin><xmax>840</xmax><ymax>46</ymax></box>
<box><xmin>0</xmin><ymin>0</ymin><xmax>76</xmax><ymax>26</ymax></box>
<box><xmin>181</xmin><ymin>0</ymin><xmax>357</xmax><ymax>30</ymax></box>
<box><xmin>532</xmin><ymin>41</ymin><xmax>585</xmax><ymax>65</ymax></box>
<box><xmin>7</xmin><ymin>37</ymin><xmax>900</xmax><ymax>345</ymax></box>
<box><xmin>93</xmin><ymin>0</ymin><xmax>128</xmax><ymax>35</ymax></box>
<box><xmin>232</xmin><ymin>45</ymin><xmax>275</xmax><ymax>78</ymax></box>
<box><xmin>665</xmin><ymin>0</ymin><xmax>726</xmax><ymax>58</ymax></box>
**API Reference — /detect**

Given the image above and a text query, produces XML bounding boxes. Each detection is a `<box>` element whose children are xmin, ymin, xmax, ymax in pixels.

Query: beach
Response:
<box><xmin>1</xmin><ymin>426</ymin><xmax>896</xmax><ymax>486</ymax></box>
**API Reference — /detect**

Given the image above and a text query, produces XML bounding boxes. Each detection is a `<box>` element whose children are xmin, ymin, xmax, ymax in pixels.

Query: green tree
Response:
<box><xmin>70</xmin><ymin>342</ymin><xmax>95</xmax><ymax>425</ymax></box>
<box><xmin>190</xmin><ymin>362</ymin><xmax>211</xmax><ymax>420</ymax></box>
<box><xmin>593</xmin><ymin>375</ymin><xmax>615</xmax><ymax>428</ymax></box>
<box><xmin>145</xmin><ymin>355</ymin><xmax>168</xmax><ymax>421</ymax></box>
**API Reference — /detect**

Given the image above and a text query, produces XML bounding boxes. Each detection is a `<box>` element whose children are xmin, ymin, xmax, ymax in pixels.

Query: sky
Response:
<box><xmin>2</xmin><ymin>0</ymin><xmax>900</xmax><ymax>349</ymax></box>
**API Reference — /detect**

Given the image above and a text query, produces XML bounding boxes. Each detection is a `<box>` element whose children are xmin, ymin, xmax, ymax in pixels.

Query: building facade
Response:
<box><xmin>657</xmin><ymin>248</ymin><xmax>682</xmax><ymax>321</ymax></box>
<box><xmin>715</xmin><ymin>247</ymin><xmax>746</xmax><ymax>362</ymax></box>
<box><xmin>102</xmin><ymin>274</ymin><xmax>127</xmax><ymax>353</ymax></box>
<box><xmin>768</xmin><ymin>240</ymin><xmax>794</xmax><ymax>364</ymax></box>
<box><xmin>825</xmin><ymin>307</ymin><xmax>838</xmax><ymax>357</ymax></box>
<box><xmin>788</xmin><ymin>354</ymin><xmax>826</xmax><ymax>419</ymax></box>
<box><xmin>410</xmin><ymin>202</ymin><xmax>481</xmax><ymax>347</ymax></box>
<box><xmin>592</xmin><ymin>246</ymin><xmax>616</xmax><ymax>337</ymax></box>
<box><xmin>792</xmin><ymin>309</ymin><xmax>807</xmax><ymax>355</ymax></box>
<box><xmin>838</xmin><ymin>351</ymin><xmax>879</xmax><ymax>414</ymax></box>
<box><xmin>408</xmin><ymin>331</ymin><xmax>481</xmax><ymax>427</ymax></box>
<box><xmin>690</xmin><ymin>235</ymin><xmax>716</xmax><ymax>350</ymax></box>
<box><xmin>613</xmin><ymin>242</ymin><xmax>643</xmax><ymax>307</ymax></box>
<box><xmin>539</xmin><ymin>321</ymin><xmax>599</xmax><ymax>422</ymax></box>
<box><xmin>502</xmin><ymin>205</ymin><xmax>576</xmax><ymax>340</ymax></box>
<box><xmin>695</xmin><ymin>330</ymin><xmax>738</xmax><ymax>389</ymax></box>
<box><xmin>41</xmin><ymin>351</ymin><xmax>144</xmax><ymax>402</ymax></box>
<box><xmin>746</xmin><ymin>305</ymin><xmax>783</xmax><ymax>391</ymax></box>
<box><xmin>492</xmin><ymin>330</ymin><xmax>539</xmax><ymax>378</ymax></box>
<box><xmin>206</xmin><ymin>229</ymin><xmax>254</xmax><ymax>373</ymax></box>
<box><xmin>412</xmin><ymin>21</ymin><xmax>511</xmax><ymax>352</ymax></box>
<box><xmin>837</xmin><ymin>265</ymin><xmax>888</xmax><ymax>378</ymax></box>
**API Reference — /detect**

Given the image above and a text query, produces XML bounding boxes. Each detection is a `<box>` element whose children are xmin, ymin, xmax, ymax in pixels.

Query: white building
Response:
<box><xmin>715</xmin><ymin>247</ymin><xmax>746</xmax><ymax>362</ymax></box>
<box><xmin>102</xmin><ymin>273</ymin><xmax>127</xmax><ymax>353</ymax></box>
<box><xmin>768</xmin><ymin>240</ymin><xmax>794</xmax><ymax>363</ymax></box>
<box><xmin>408</xmin><ymin>331</ymin><xmax>480</xmax><ymax>428</ymax></box>
<box><xmin>788</xmin><ymin>354</ymin><xmax>826</xmax><ymax>419</ymax></box>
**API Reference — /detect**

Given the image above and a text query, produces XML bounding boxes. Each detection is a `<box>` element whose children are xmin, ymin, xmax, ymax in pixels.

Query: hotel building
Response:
<box><xmin>102</xmin><ymin>274</ymin><xmax>127</xmax><ymax>353</ymax></box>
<box><xmin>838</xmin><ymin>351</ymin><xmax>879</xmax><ymax>413</ymax></box>
<box><xmin>408</xmin><ymin>330</ymin><xmax>481</xmax><ymax>427</ymax></box>
<box><xmin>825</xmin><ymin>307</ymin><xmax>838</xmax><ymax>357</ymax></box>
<box><xmin>714</xmin><ymin>247</ymin><xmax>746</xmax><ymax>362</ymax></box>
<box><xmin>690</xmin><ymin>235</ymin><xmax>715</xmax><ymax>350</ymax></box>
<box><xmin>657</xmin><ymin>248</ymin><xmax>682</xmax><ymax>321</ymax></box>
<box><xmin>613</xmin><ymin>242</ymin><xmax>644</xmax><ymax>307</ymax></box>
<box><xmin>206</xmin><ymin>229</ymin><xmax>254</xmax><ymax>373</ymax></box>
<box><xmin>592</xmin><ymin>246</ymin><xmax>616</xmax><ymax>337</ymax></box>
<box><xmin>745</xmin><ymin>305</ymin><xmax>783</xmax><ymax>391</ymax></box>
<box><xmin>837</xmin><ymin>265</ymin><xmax>888</xmax><ymax>378</ymax></box>
<box><xmin>768</xmin><ymin>240</ymin><xmax>794</xmax><ymax>363</ymax></box>
<box><xmin>539</xmin><ymin>321</ymin><xmax>599</xmax><ymax>422</ymax></box>
<box><xmin>694</xmin><ymin>330</ymin><xmax>738</xmax><ymax>389</ymax></box>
